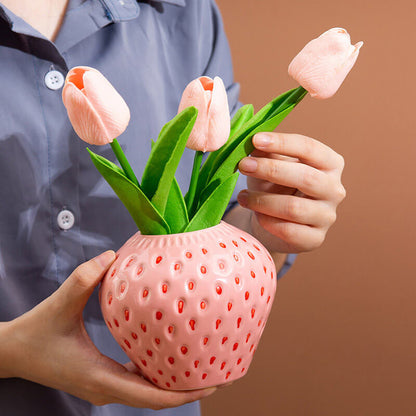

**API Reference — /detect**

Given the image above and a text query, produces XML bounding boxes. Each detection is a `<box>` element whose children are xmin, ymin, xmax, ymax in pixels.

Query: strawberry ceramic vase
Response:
<box><xmin>100</xmin><ymin>221</ymin><xmax>276</xmax><ymax>390</ymax></box>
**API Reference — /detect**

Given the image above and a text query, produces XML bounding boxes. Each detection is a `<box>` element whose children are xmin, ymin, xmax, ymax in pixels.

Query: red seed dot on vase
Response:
<box><xmin>200</xmin><ymin>301</ymin><xmax>206</xmax><ymax>310</ymax></box>
<box><xmin>245</xmin><ymin>291</ymin><xmax>250</xmax><ymax>300</ymax></box>
<box><xmin>247</xmin><ymin>251</ymin><xmax>255</xmax><ymax>260</ymax></box>
<box><xmin>251</xmin><ymin>308</ymin><xmax>256</xmax><ymax>318</ymax></box>
<box><xmin>137</xmin><ymin>266</ymin><xmax>143</xmax><ymax>276</ymax></box>
<box><xmin>249</xmin><ymin>344</ymin><xmax>254</xmax><ymax>352</ymax></box>
<box><xmin>114</xmin><ymin>319</ymin><xmax>119</xmax><ymax>327</ymax></box>
<box><xmin>233</xmin><ymin>343</ymin><xmax>239</xmax><ymax>351</ymax></box>
<box><xmin>158</xmin><ymin>370</ymin><xmax>163</xmax><ymax>375</ymax></box>
<box><xmin>253</xmin><ymin>244</ymin><xmax>260</xmax><ymax>251</ymax></box>
<box><xmin>181</xmin><ymin>346</ymin><xmax>188</xmax><ymax>355</ymax></box>
<box><xmin>131</xmin><ymin>332</ymin><xmax>138</xmax><ymax>340</ymax></box>
<box><xmin>267</xmin><ymin>296</ymin><xmax>271</xmax><ymax>304</ymax></box>
<box><xmin>168</xmin><ymin>325</ymin><xmax>174</xmax><ymax>334</ymax></box>
<box><xmin>194</xmin><ymin>360</ymin><xmax>199</xmax><ymax>368</ymax></box>
<box><xmin>108</xmin><ymin>295</ymin><xmax>113</xmax><ymax>305</ymax></box>
<box><xmin>124</xmin><ymin>339</ymin><xmax>131</xmax><ymax>349</ymax></box>
<box><xmin>186</xmin><ymin>251</ymin><xmax>192</xmax><ymax>259</ymax></box>
<box><xmin>166</xmin><ymin>382</ymin><xmax>171</xmax><ymax>388</ymax></box>
<box><xmin>271</xmin><ymin>271</ymin><xmax>274</xmax><ymax>279</ymax></box>
<box><xmin>185</xmin><ymin>371</ymin><xmax>190</xmax><ymax>377</ymax></box>
<box><xmin>261</xmin><ymin>287</ymin><xmax>265</xmax><ymax>296</ymax></box>
<box><xmin>226</xmin><ymin>372</ymin><xmax>231</xmax><ymax>379</ymax></box>
<box><xmin>216</xmin><ymin>285</ymin><xmax>222</xmax><ymax>295</ymax></box>
<box><xmin>156</xmin><ymin>256</ymin><xmax>162</xmax><ymax>264</ymax></box>
<box><xmin>227</xmin><ymin>302</ymin><xmax>232</xmax><ymax>311</ymax></box>
<box><xmin>216</xmin><ymin>319</ymin><xmax>221</xmax><ymax>330</ymax></box>
<box><xmin>107</xmin><ymin>320</ymin><xmax>112</xmax><ymax>329</ymax></box>
<box><xmin>162</xmin><ymin>284</ymin><xmax>168</xmax><ymax>293</ymax></box>
<box><xmin>143</xmin><ymin>289</ymin><xmax>149</xmax><ymax>298</ymax></box>
<box><xmin>174</xmin><ymin>263</ymin><xmax>181</xmax><ymax>271</ymax></box>
<box><xmin>241</xmin><ymin>368</ymin><xmax>245</xmax><ymax>373</ymax></box>
<box><xmin>251</xmin><ymin>271</ymin><xmax>256</xmax><ymax>278</ymax></box>
<box><xmin>203</xmin><ymin>337</ymin><xmax>209</xmax><ymax>345</ymax></box>
<box><xmin>168</xmin><ymin>357</ymin><xmax>175</xmax><ymax>365</ymax></box>
<box><xmin>200</xmin><ymin>266</ymin><xmax>207</xmax><ymax>274</ymax></box>
<box><xmin>188</xmin><ymin>281</ymin><xmax>194</xmax><ymax>290</ymax></box>
<box><xmin>246</xmin><ymin>333</ymin><xmax>251</xmax><ymax>343</ymax></box>
<box><xmin>237</xmin><ymin>358</ymin><xmax>242</xmax><ymax>365</ymax></box>
<box><xmin>258</xmin><ymin>319</ymin><xmax>262</xmax><ymax>327</ymax></box>
<box><xmin>120</xmin><ymin>282</ymin><xmax>126</xmax><ymax>293</ymax></box>
<box><xmin>222</xmin><ymin>337</ymin><xmax>228</xmax><ymax>344</ymax></box>
<box><xmin>263</xmin><ymin>266</ymin><xmax>267</xmax><ymax>274</ymax></box>
<box><xmin>178</xmin><ymin>300</ymin><xmax>184</xmax><ymax>313</ymax></box>
<box><xmin>171</xmin><ymin>376</ymin><xmax>176</xmax><ymax>382</ymax></box>
<box><xmin>202</xmin><ymin>248</ymin><xmax>208</xmax><ymax>255</ymax></box>
<box><xmin>210</xmin><ymin>356</ymin><xmax>216</xmax><ymax>365</ymax></box>
<box><xmin>126</xmin><ymin>258</ymin><xmax>134</xmax><ymax>268</ymax></box>
<box><xmin>141</xmin><ymin>359</ymin><xmax>147</xmax><ymax>367</ymax></box>
<box><xmin>232</xmin><ymin>240</ymin><xmax>238</xmax><ymax>247</ymax></box>
<box><xmin>156</xmin><ymin>311</ymin><xmax>163</xmax><ymax>320</ymax></box>
<box><xmin>202</xmin><ymin>373</ymin><xmax>207</xmax><ymax>380</ymax></box>
<box><xmin>237</xmin><ymin>317</ymin><xmax>242</xmax><ymax>328</ymax></box>
<box><xmin>219</xmin><ymin>242</ymin><xmax>226</xmax><ymax>248</ymax></box>
<box><xmin>233</xmin><ymin>254</ymin><xmax>239</xmax><ymax>262</ymax></box>
<box><xmin>152</xmin><ymin>378</ymin><xmax>158</xmax><ymax>384</ymax></box>
<box><xmin>141</xmin><ymin>323</ymin><xmax>147</xmax><ymax>332</ymax></box>
<box><xmin>147</xmin><ymin>349</ymin><xmax>153</xmax><ymax>357</ymax></box>
<box><xmin>189</xmin><ymin>320</ymin><xmax>196</xmax><ymax>330</ymax></box>
<box><xmin>155</xmin><ymin>338</ymin><xmax>161</xmax><ymax>345</ymax></box>
<box><xmin>235</xmin><ymin>277</ymin><xmax>240</xmax><ymax>285</ymax></box>
<box><xmin>111</xmin><ymin>268</ymin><xmax>116</xmax><ymax>277</ymax></box>
<box><xmin>240</xmin><ymin>237</ymin><xmax>247</xmax><ymax>242</ymax></box>
<box><xmin>221</xmin><ymin>362</ymin><xmax>226</xmax><ymax>370</ymax></box>
<box><xmin>124</xmin><ymin>310</ymin><xmax>130</xmax><ymax>321</ymax></box>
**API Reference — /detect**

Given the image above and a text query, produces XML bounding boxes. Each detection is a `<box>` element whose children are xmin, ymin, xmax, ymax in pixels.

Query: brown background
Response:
<box><xmin>202</xmin><ymin>0</ymin><xmax>416</xmax><ymax>415</ymax></box>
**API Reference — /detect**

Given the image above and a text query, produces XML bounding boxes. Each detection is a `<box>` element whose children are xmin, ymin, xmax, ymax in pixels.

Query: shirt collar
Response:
<box><xmin>101</xmin><ymin>0</ymin><xmax>185</xmax><ymax>22</ymax></box>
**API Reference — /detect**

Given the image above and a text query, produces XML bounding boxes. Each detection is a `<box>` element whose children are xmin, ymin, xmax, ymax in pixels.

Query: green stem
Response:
<box><xmin>186</xmin><ymin>150</ymin><xmax>203</xmax><ymax>214</ymax></box>
<box><xmin>110</xmin><ymin>138</ymin><xmax>139</xmax><ymax>187</ymax></box>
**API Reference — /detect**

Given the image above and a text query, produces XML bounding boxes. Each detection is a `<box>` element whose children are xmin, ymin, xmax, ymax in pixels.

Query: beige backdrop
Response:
<box><xmin>202</xmin><ymin>0</ymin><xmax>416</xmax><ymax>415</ymax></box>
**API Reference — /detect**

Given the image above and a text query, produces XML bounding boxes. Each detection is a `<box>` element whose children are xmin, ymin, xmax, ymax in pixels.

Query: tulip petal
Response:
<box><xmin>62</xmin><ymin>82</ymin><xmax>112</xmax><ymax>145</ymax></box>
<box><xmin>205</xmin><ymin>76</ymin><xmax>230</xmax><ymax>152</ymax></box>
<box><xmin>82</xmin><ymin>69</ymin><xmax>130</xmax><ymax>139</ymax></box>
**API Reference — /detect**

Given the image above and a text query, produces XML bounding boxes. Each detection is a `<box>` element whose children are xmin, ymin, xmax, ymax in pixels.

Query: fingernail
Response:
<box><xmin>237</xmin><ymin>190</ymin><xmax>249</xmax><ymax>207</ymax></box>
<box><xmin>254</xmin><ymin>133</ymin><xmax>271</xmax><ymax>147</ymax></box>
<box><xmin>239</xmin><ymin>157</ymin><xmax>257</xmax><ymax>173</ymax></box>
<box><xmin>94</xmin><ymin>250</ymin><xmax>116</xmax><ymax>268</ymax></box>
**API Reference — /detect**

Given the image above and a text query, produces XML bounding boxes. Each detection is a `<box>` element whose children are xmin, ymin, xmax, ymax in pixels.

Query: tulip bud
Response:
<box><xmin>178</xmin><ymin>76</ymin><xmax>230</xmax><ymax>152</ymax></box>
<box><xmin>62</xmin><ymin>66</ymin><xmax>130</xmax><ymax>145</ymax></box>
<box><xmin>288</xmin><ymin>28</ymin><xmax>363</xmax><ymax>99</ymax></box>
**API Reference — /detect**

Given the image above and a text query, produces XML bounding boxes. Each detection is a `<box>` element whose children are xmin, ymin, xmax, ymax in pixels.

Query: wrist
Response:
<box><xmin>0</xmin><ymin>320</ymin><xmax>19</xmax><ymax>378</ymax></box>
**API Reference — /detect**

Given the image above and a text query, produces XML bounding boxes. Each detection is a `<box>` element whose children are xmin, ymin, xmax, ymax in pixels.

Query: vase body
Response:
<box><xmin>100</xmin><ymin>221</ymin><xmax>277</xmax><ymax>390</ymax></box>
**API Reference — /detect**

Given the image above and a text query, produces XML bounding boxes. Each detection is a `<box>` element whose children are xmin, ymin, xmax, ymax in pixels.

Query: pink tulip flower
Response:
<box><xmin>62</xmin><ymin>66</ymin><xmax>130</xmax><ymax>145</ymax></box>
<box><xmin>288</xmin><ymin>28</ymin><xmax>363</xmax><ymax>99</ymax></box>
<box><xmin>178</xmin><ymin>76</ymin><xmax>230</xmax><ymax>152</ymax></box>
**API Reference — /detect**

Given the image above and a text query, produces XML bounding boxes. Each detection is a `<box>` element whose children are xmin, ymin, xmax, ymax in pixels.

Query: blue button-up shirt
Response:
<box><xmin>0</xmin><ymin>0</ymin><xmax>295</xmax><ymax>414</ymax></box>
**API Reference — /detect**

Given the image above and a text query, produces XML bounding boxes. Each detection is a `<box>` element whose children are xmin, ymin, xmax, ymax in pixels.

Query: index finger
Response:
<box><xmin>252</xmin><ymin>132</ymin><xmax>345</xmax><ymax>171</ymax></box>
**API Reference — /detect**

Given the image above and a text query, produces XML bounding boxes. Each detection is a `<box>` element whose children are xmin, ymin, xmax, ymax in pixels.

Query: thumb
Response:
<box><xmin>57</xmin><ymin>250</ymin><xmax>116</xmax><ymax>313</ymax></box>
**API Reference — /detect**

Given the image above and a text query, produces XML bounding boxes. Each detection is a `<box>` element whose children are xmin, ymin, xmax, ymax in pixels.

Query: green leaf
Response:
<box><xmin>229</xmin><ymin>104</ymin><xmax>254</xmax><ymax>138</ymax></box>
<box><xmin>164</xmin><ymin>177</ymin><xmax>189</xmax><ymax>233</ymax></box>
<box><xmin>141</xmin><ymin>107</ymin><xmax>198</xmax><ymax>215</ymax></box>
<box><xmin>87</xmin><ymin>149</ymin><xmax>170</xmax><ymax>235</ymax></box>
<box><xmin>184</xmin><ymin>172</ymin><xmax>239</xmax><ymax>233</ymax></box>
<box><xmin>199</xmin><ymin>105</ymin><xmax>295</xmax><ymax>204</ymax></box>
<box><xmin>195</xmin><ymin>87</ymin><xmax>306</xmax><ymax>207</ymax></box>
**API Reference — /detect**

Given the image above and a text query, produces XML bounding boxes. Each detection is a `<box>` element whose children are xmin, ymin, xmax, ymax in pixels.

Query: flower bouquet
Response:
<box><xmin>63</xmin><ymin>28</ymin><xmax>362</xmax><ymax>390</ymax></box>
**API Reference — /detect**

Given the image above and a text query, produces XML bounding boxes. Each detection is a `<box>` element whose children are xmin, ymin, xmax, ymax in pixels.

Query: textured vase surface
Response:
<box><xmin>100</xmin><ymin>221</ymin><xmax>277</xmax><ymax>390</ymax></box>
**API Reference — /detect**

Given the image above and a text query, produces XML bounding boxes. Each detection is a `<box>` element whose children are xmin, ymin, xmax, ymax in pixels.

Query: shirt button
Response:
<box><xmin>57</xmin><ymin>209</ymin><xmax>75</xmax><ymax>230</ymax></box>
<box><xmin>44</xmin><ymin>70</ymin><xmax>65</xmax><ymax>90</ymax></box>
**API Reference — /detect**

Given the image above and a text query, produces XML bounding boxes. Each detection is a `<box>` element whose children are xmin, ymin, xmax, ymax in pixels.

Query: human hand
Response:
<box><xmin>237</xmin><ymin>132</ymin><xmax>346</xmax><ymax>253</ymax></box>
<box><xmin>0</xmin><ymin>251</ymin><xmax>216</xmax><ymax>409</ymax></box>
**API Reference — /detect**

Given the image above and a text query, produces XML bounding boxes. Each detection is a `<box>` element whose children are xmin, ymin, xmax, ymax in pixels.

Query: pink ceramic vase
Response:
<box><xmin>99</xmin><ymin>221</ymin><xmax>276</xmax><ymax>390</ymax></box>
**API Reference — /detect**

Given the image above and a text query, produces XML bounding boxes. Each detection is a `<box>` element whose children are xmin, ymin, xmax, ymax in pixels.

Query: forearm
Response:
<box><xmin>224</xmin><ymin>205</ymin><xmax>288</xmax><ymax>274</ymax></box>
